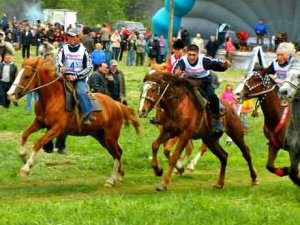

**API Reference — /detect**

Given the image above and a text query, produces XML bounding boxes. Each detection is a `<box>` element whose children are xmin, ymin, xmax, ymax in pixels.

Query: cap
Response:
<box><xmin>67</xmin><ymin>27</ymin><xmax>79</xmax><ymax>37</ymax></box>
<box><xmin>110</xmin><ymin>60</ymin><xmax>118</xmax><ymax>66</ymax></box>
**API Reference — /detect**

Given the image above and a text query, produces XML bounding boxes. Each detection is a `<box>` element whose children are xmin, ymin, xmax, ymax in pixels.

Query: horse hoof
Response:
<box><xmin>175</xmin><ymin>168</ymin><xmax>184</xmax><ymax>176</ymax></box>
<box><xmin>252</xmin><ymin>180</ymin><xmax>260</xmax><ymax>186</ymax></box>
<box><xmin>156</xmin><ymin>184</ymin><xmax>167</xmax><ymax>191</ymax></box>
<box><xmin>155</xmin><ymin>168</ymin><xmax>163</xmax><ymax>177</ymax></box>
<box><xmin>186</xmin><ymin>168</ymin><xmax>194</xmax><ymax>174</ymax></box>
<box><xmin>19</xmin><ymin>170</ymin><xmax>29</xmax><ymax>177</ymax></box>
<box><xmin>212</xmin><ymin>183</ymin><xmax>223</xmax><ymax>189</ymax></box>
<box><xmin>104</xmin><ymin>178</ymin><xmax>115</xmax><ymax>187</ymax></box>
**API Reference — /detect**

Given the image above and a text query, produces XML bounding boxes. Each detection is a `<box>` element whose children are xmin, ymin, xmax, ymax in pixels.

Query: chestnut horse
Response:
<box><xmin>7</xmin><ymin>56</ymin><xmax>140</xmax><ymax>187</ymax></box>
<box><xmin>139</xmin><ymin>72</ymin><xmax>258</xmax><ymax>191</ymax></box>
<box><xmin>240</xmin><ymin>70</ymin><xmax>291</xmax><ymax>177</ymax></box>
<box><xmin>278</xmin><ymin>58</ymin><xmax>300</xmax><ymax>186</ymax></box>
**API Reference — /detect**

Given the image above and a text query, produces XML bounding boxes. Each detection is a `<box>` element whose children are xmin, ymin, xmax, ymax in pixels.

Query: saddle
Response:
<box><xmin>63</xmin><ymin>80</ymin><xmax>103</xmax><ymax>113</ymax></box>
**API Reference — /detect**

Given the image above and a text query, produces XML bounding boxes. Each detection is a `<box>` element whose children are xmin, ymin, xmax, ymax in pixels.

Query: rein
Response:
<box><xmin>17</xmin><ymin>65</ymin><xmax>60</xmax><ymax>94</ymax></box>
<box><xmin>153</xmin><ymin>83</ymin><xmax>170</xmax><ymax>108</ymax></box>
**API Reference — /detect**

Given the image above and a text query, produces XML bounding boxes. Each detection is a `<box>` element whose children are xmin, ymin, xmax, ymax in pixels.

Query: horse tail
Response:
<box><xmin>117</xmin><ymin>102</ymin><xmax>141</xmax><ymax>135</ymax></box>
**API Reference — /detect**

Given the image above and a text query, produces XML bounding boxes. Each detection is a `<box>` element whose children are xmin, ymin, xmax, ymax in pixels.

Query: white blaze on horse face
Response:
<box><xmin>138</xmin><ymin>82</ymin><xmax>153</xmax><ymax>115</ymax></box>
<box><xmin>7</xmin><ymin>68</ymin><xmax>25</xmax><ymax>97</ymax></box>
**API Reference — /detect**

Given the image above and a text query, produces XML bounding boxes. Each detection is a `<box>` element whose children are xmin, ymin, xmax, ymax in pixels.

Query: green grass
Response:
<box><xmin>0</xmin><ymin>49</ymin><xmax>299</xmax><ymax>225</ymax></box>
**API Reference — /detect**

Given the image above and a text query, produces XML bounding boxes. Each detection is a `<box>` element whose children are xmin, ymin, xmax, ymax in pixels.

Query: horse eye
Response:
<box><xmin>24</xmin><ymin>74</ymin><xmax>31</xmax><ymax>79</ymax></box>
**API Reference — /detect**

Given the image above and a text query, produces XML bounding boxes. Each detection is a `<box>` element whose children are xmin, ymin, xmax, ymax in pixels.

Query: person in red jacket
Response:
<box><xmin>166</xmin><ymin>39</ymin><xmax>185</xmax><ymax>73</ymax></box>
<box><xmin>236</xmin><ymin>31</ymin><xmax>249</xmax><ymax>51</ymax></box>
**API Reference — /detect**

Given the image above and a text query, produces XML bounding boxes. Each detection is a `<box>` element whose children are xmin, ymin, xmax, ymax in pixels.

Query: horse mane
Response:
<box><xmin>145</xmin><ymin>71</ymin><xmax>202</xmax><ymax>108</ymax></box>
<box><xmin>36</xmin><ymin>56</ymin><xmax>58</xmax><ymax>79</ymax></box>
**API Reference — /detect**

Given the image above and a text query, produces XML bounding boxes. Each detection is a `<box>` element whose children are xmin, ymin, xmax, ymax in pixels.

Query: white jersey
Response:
<box><xmin>181</xmin><ymin>54</ymin><xmax>210</xmax><ymax>78</ymax></box>
<box><xmin>62</xmin><ymin>44</ymin><xmax>86</xmax><ymax>73</ymax></box>
<box><xmin>273</xmin><ymin>59</ymin><xmax>291</xmax><ymax>80</ymax></box>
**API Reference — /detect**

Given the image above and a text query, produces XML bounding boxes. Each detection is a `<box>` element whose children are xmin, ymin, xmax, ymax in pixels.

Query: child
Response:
<box><xmin>225</xmin><ymin>36</ymin><xmax>235</xmax><ymax>63</ymax></box>
<box><xmin>220</xmin><ymin>83</ymin><xmax>237</xmax><ymax>110</ymax></box>
<box><xmin>91</xmin><ymin>43</ymin><xmax>106</xmax><ymax>71</ymax></box>
<box><xmin>240</xmin><ymin>99</ymin><xmax>254</xmax><ymax>132</ymax></box>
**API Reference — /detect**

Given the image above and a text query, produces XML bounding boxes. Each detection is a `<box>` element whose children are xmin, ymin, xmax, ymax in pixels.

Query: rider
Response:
<box><xmin>173</xmin><ymin>44</ymin><xmax>231</xmax><ymax>132</ymax></box>
<box><xmin>264</xmin><ymin>42</ymin><xmax>296</xmax><ymax>85</ymax></box>
<box><xmin>56</xmin><ymin>27</ymin><xmax>93</xmax><ymax>125</ymax></box>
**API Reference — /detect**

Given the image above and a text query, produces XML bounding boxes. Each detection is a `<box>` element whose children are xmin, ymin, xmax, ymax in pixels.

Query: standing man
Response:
<box><xmin>56</xmin><ymin>27</ymin><xmax>93</xmax><ymax>125</ymax></box>
<box><xmin>88</xmin><ymin>62</ymin><xmax>114</xmax><ymax>95</ymax></box>
<box><xmin>173</xmin><ymin>44</ymin><xmax>231</xmax><ymax>132</ymax></box>
<box><xmin>0</xmin><ymin>53</ymin><xmax>17</xmax><ymax>108</ymax></box>
<box><xmin>20</xmin><ymin>26</ymin><xmax>34</xmax><ymax>59</ymax></box>
<box><xmin>254</xmin><ymin>19</ymin><xmax>267</xmax><ymax>45</ymax></box>
<box><xmin>205</xmin><ymin>35</ymin><xmax>219</xmax><ymax>59</ymax></box>
<box><xmin>108</xmin><ymin>60</ymin><xmax>127</xmax><ymax>104</ymax></box>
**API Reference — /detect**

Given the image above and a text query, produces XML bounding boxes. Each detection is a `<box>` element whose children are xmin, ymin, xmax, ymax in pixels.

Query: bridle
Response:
<box><xmin>141</xmin><ymin>81</ymin><xmax>170</xmax><ymax>108</ymax></box>
<box><xmin>244</xmin><ymin>71</ymin><xmax>277</xmax><ymax>101</ymax></box>
<box><xmin>15</xmin><ymin>65</ymin><xmax>60</xmax><ymax>94</ymax></box>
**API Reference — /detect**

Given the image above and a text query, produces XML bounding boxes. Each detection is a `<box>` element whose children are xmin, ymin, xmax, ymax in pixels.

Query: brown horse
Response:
<box><xmin>7</xmin><ymin>56</ymin><xmax>140</xmax><ymax>187</ymax></box>
<box><xmin>139</xmin><ymin>72</ymin><xmax>258</xmax><ymax>191</ymax></box>
<box><xmin>240</xmin><ymin>70</ymin><xmax>291</xmax><ymax>177</ymax></box>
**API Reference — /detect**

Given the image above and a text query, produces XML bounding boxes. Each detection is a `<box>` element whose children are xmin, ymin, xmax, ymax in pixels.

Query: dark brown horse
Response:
<box><xmin>240</xmin><ymin>70</ymin><xmax>291</xmax><ymax>177</ymax></box>
<box><xmin>7</xmin><ymin>56</ymin><xmax>140</xmax><ymax>187</ymax></box>
<box><xmin>139</xmin><ymin>72</ymin><xmax>258</xmax><ymax>191</ymax></box>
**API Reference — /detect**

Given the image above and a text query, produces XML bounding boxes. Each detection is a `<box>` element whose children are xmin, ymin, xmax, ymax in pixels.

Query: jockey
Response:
<box><xmin>56</xmin><ymin>27</ymin><xmax>93</xmax><ymax>125</ymax></box>
<box><xmin>265</xmin><ymin>42</ymin><xmax>296</xmax><ymax>85</ymax></box>
<box><xmin>166</xmin><ymin>39</ymin><xmax>185</xmax><ymax>73</ymax></box>
<box><xmin>173</xmin><ymin>44</ymin><xmax>231</xmax><ymax>132</ymax></box>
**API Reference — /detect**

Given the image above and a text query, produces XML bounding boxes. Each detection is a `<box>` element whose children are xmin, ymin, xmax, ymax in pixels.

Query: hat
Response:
<box><xmin>67</xmin><ymin>27</ymin><xmax>79</xmax><ymax>37</ymax></box>
<box><xmin>110</xmin><ymin>60</ymin><xmax>118</xmax><ymax>66</ymax></box>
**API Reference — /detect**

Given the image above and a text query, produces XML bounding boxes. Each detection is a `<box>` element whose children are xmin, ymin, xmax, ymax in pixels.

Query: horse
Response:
<box><xmin>278</xmin><ymin>58</ymin><xmax>300</xmax><ymax>186</ymax></box>
<box><xmin>239</xmin><ymin>69</ymin><xmax>292</xmax><ymax>178</ymax></box>
<box><xmin>139</xmin><ymin>71</ymin><xmax>258</xmax><ymax>191</ymax></box>
<box><xmin>6</xmin><ymin>56</ymin><xmax>140</xmax><ymax>187</ymax></box>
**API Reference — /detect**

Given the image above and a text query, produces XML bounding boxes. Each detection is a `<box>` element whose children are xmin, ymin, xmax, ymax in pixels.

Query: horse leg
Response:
<box><xmin>20</xmin><ymin>118</ymin><xmax>43</xmax><ymax>163</ymax></box>
<box><xmin>93</xmin><ymin>132</ymin><xmax>124</xmax><ymax>187</ymax></box>
<box><xmin>187</xmin><ymin>142</ymin><xmax>208</xmax><ymax>172</ymax></box>
<box><xmin>225</xmin><ymin>110</ymin><xmax>258</xmax><ymax>185</ymax></box>
<box><xmin>175</xmin><ymin>140</ymin><xmax>194</xmax><ymax>175</ymax></box>
<box><xmin>265</xmin><ymin>144</ymin><xmax>289</xmax><ymax>177</ymax></box>
<box><xmin>156</xmin><ymin>136</ymin><xmax>189</xmax><ymax>191</ymax></box>
<box><xmin>152</xmin><ymin>132</ymin><xmax>173</xmax><ymax>176</ymax></box>
<box><xmin>289</xmin><ymin>150</ymin><xmax>300</xmax><ymax>186</ymax></box>
<box><xmin>20</xmin><ymin>126</ymin><xmax>62</xmax><ymax>176</ymax></box>
<box><xmin>205</xmin><ymin>140</ymin><xmax>228</xmax><ymax>188</ymax></box>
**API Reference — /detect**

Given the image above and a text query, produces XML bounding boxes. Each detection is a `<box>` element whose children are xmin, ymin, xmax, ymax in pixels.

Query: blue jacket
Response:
<box><xmin>91</xmin><ymin>49</ymin><xmax>106</xmax><ymax>66</ymax></box>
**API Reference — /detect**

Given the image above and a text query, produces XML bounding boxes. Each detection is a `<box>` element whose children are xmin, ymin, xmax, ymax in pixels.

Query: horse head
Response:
<box><xmin>7</xmin><ymin>56</ymin><xmax>57</xmax><ymax>103</ymax></box>
<box><xmin>138</xmin><ymin>71</ymin><xmax>172</xmax><ymax>118</ymax></box>
<box><xmin>239</xmin><ymin>69</ymin><xmax>276</xmax><ymax>102</ymax></box>
<box><xmin>279</xmin><ymin>58</ymin><xmax>300</xmax><ymax>105</ymax></box>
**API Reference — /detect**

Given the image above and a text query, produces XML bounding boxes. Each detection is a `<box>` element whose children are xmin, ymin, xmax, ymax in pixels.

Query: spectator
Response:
<box><xmin>135</xmin><ymin>34</ymin><xmax>146</xmax><ymax>66</ymax></box>
<box><xmin>108</xmin><ymin>60</ymin><xmax>127</xmax><ymax>104</ymax></box>
<box><xmin>158</xmin><ymin>34</ymin><xmax>166</xmax><ymax>63</ymax></box>
<box><xmin>192</xmin><ymin>33</ymin><xmax>205</xmax><ymax>54</ymax></box>
<box><xmin>224</xmin><ymin>36</ymin><xmax>235</xmax><ymax>63</ymax></box>
<box><xmin>88</xmin><ymin>62</ymin><xmax>113</xmax><ymax>94</ymax></box>
<box><xmin>241</xmin><ymin>99</ymin><xmax>254</xmax><ymax>132</ymax></box>
<box><xmin>20</xmin><ymin>26</ymin><xmax>34</xmax><ymax>59</ymax></box>
<box><xmin>0</xmin><ymin>31</ymin><xmax>14</xmax><ymax>62</ymax></box>
<box><xmin>38</xmin><ymin>40</ymin><xmax>54</xmax><ymax>57</ymax></box>
<box><xmin>147</xmin><ymin>35</ymin><xmax>160</xmax><ymax>64</ymax></box>
<box><xmin>220</xmin><ymin>83</ymin><xmax>237</xmax><ymax>109</ymax></box>
<box><xmin>254</xmin><ymin>19</ymin><xmax>267</xmax><ymax>45</ymax></box>
<box><xmin>100</xmin><ymin>23</ymin><xmax>111</xmax><ymax>51</ymax></box>
<box><xmin>110</xmin><ymin>29</ymin><xmax>121</xmax><ymax>60</ymax></box>
<box><xmin>0</xmin><ymin>53</ymin><xmax>17</xmax><ymax>108</ymax></box>
<box><xmin>25</xmin><ymin>91</ymin><xmax>39</xmax><ymax>112</ymax></box>
<box><xmin>205</xmin><ymin>35</ymin><xmax>219</xmax><ymax>58</ymax></box>
<box><xmin>181</xmin><ymin>29</ymin><xmax>191</xmax><ymax>47</ymax></box>
<box><xmin>91</xmin><ymin>43</ymin><xmax>106</xmax><ymax>71</ymax></box>
<box><xmin>236</xmin><ymin>31</ymin><xmax>249</xmax><ymax>50</ymax></box>
<box><xmin>126</xmin><ymin>31</ymin><xmax>137</xmax><ymax>66</ymax></box>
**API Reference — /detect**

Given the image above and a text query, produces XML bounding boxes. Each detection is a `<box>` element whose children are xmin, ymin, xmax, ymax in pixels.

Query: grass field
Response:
<box><xmin>0</xmin><ymin>50</ymin><xmax>299</xmax><ymax>225</ymax></box>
